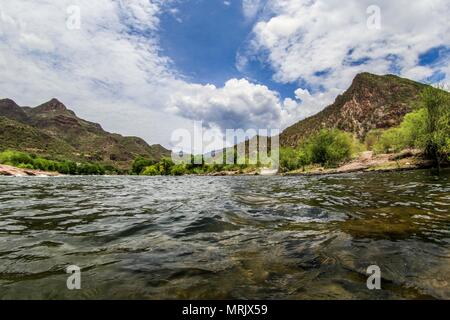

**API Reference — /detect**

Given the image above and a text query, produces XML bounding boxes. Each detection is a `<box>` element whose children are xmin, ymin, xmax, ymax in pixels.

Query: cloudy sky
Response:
<box><xmin>0</xmin><ymin>0</ymin><xmax>449</xmax><ymax>152</ymax></box>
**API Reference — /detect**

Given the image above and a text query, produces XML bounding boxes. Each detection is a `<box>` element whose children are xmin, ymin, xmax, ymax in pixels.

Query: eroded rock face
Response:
<box><xmin>280</xmin><ymin>73</ymin><xmax>427</xmax><ymax>147</ymax></box>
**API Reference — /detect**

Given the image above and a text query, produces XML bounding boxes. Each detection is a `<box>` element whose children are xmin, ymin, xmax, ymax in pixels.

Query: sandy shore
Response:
<box><xmin>0</xmin><ymin>164</ymin><xmax>61</xmax><ymax>177</ymax></box>
<box><xmin>284</xmin><ymin>150</ymin><xmax>436</xmax><ymax>176</ymax></box>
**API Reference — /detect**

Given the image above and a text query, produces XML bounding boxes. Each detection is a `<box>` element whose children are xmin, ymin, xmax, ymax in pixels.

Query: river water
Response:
<box><xmin>0</xmin><ymin>170</ymin><xmax>449</xmax><ymax>299</ymax></box>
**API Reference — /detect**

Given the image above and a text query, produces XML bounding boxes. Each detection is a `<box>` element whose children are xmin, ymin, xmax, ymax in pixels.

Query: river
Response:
<box><xmin>0</xmin><ymin>169</ymin><xmax>449</xmax><ymax>299</ymax></box>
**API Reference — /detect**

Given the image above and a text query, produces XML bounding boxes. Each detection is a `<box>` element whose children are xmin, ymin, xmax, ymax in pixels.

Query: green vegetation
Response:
<box><xmin>135</xmin><ymin>146</ymin><xmax>265</xmax><ymax>176</ymax></box>
<box><xmin>368</xmin><ymin>86</ymin><xmax>449</xmax><ymax>169</ymax></box>
<box><xmin>138</xmin><ymin>154</ymin><xmax>259</xmax><ymax>176</ymax></box>
<box><xmin>420</xmin><ymin>86</ymin><xmax>450</xmax><ymax>170</ymax></box>
<box><xmin>279</xmin><ymin>147</ymin><xmax>305</xmax><ymax>172</ymax></box>
<box><xmin>280</xmin><ymin>73</ymin><xmax>427</xmax><ymax>147</ymax></box>
<box><xmin>131</xmin><ymin>156</ymin><xmax>158</xmax><ymax>175</ymax></box>
<box><xmin>0</xmin><ymin>99</ymin><xmax>170</xmax><ymax>171</ymax></box>
<box><xmin>141</xmin><ymin>165</ymin><xmax>160</xmax><ymax>176</ymax></box>
<box><xmin>279</xmin><ymin>129</ymin><xmax>358</xmax><ymax>173</ymax></box>
<box><xmin>3</xmin><ymin>83</ymin><xmax>447</xmax><ymax>176</ymax></box>
<box><xmin>136</xmin><ymin>129</ymin><xmax>361</xmax><ymax>176</ymax></box>
<box><xmin>370</xmin><ymin>109</ymin><xmax>427</xmax><ymax>154</ymax></box>
<box><xmin>0</xmin><ymin>150</ymin><xmax>120</xmax><ymax>175</ymax></box>
<box><xmin>306</xmin><ymin>129</ymin><xmax>356</xmax><ymax>166</ymax></box>
<box><xmin>140</xmin><ymin>157</ymin><xmax>178</xmax><ymax>176</ymax></box>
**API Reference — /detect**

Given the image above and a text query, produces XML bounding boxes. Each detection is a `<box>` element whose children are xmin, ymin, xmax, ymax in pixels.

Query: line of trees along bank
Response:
<box><xmin>133</xmin><ymin>84</ymin><xmax>449</xmax><ymax>176</ymax></box>
<box><xmin>130</xmin><ymin>129</ymin><xmax>362</xmax><ymax>176</ymax></box>
<box><xmin>132</xmin><ymin>155</ymin><xmax>260</xmax><ymax>176</ymax></box>
<box><xmin>0</xmin><ymin>150</ymin><xmax>121</xmax><ymax>175</ymax></box>
<box><xmin>3</xmin><ymin>88</ymin><xmax>447</xmax><ymax>177</ymax></box>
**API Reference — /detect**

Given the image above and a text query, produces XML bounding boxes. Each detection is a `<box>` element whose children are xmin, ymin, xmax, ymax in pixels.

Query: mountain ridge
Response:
<box><xmin>0</xmin><ymin>98</ymin><xmax>170</xmax><ymax>169</ymax></box>
<box><xmin>280</xmin><ymin>73</ymin><xmax>428</xmax><ymax>147</ymax></box>
<box><xmin>1</xmin><ymin>73</ymin><xmax>441</xmax><ymax>168</ymax></box>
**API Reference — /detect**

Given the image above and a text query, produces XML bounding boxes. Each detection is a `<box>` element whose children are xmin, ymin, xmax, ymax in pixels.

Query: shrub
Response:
<box><xmin>0</xmin><ymin>150</ymin><xmax>115</xmax><ymax>175</ymax></box>
<box><xmin>371</xmin><ymin>93</ymin><xmax>447</xmax><ymax>158</ymax></box>
<box><xmin>306</xmin><ymin>129</ymin><xmax>353</xmax><ymax>167</ymax></box>
<box><xmin>279</xmin><ymin>147</ymin><xmax>303</xmax><ymax>172</ymax></box>
<box><xmin>17</xmin><ymin>163</ymin><xmax>34</xmax><ymax>169</ymax></box>
<box><xmin>132</xmin><ymin>157</ymin><xmax>157</xmax><ymax>175</ymax></box>
<box><xmin>364</xmin><ymin>129</ymin><xmax>384</xmax><ymax>150</ymax></box>
<box><xmin>401</xmin><ymin>108</ymin><xmax>427</xmax><ymax>148</ymax></box>
<box><xmin>192</xmin><ymin>167</ymin><xmax>206</xmax><ymax>175</ymax></box>
<box><xmin>170</xmin><ymin>164</ymin><xmax>187</xmax><ymax>176</ymax></box>
<box><xmin>33</xmin><ymin>158</ymin><xmax>50</xmax><ymax>171</ymax></box>
<box><xmin>158</xmin><ymin>158</ymin><xmax>175</xmax><ymax>175</ymax></box>
<box><xmin>373</xmin><ymin>127</ymin><xmax>406</xmax><ymax>154</ymax></box>
<box><xmin>0</xmin><ymin>150</ymin><xmax>34</xmax><ymax>166</ymax></box>
<box><xmin>372</xmin><ymin>108</ymin><xmax>428</xmax><ymax>154</ymax></box>
<box><xmin>142</xmin><ymin>165</ymin><xmax>160</xmax><ymax>176</ymax></box>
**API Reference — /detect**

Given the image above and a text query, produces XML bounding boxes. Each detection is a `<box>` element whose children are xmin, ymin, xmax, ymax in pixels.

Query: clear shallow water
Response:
<box><xmin>0</xmin><ymin>170</ymin><xmax>449</xmax><ymax>300</ymax></box>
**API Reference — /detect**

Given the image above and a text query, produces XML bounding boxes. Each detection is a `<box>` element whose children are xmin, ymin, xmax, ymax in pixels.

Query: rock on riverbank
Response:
<box><xmin>0</xmin><ymin>164</ymin><xmax>60</xmax><ymax>177</ymax></box>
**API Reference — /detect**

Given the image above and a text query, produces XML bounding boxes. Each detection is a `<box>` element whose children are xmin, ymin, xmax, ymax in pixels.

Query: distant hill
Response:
<box><xmin>210</xmin><ymin>73</ymin><xmax>432</xmax><ymax>159</ymax></box>
<box><xmin>280</xmin><ymin>73</ymin><xmax>428</xmax><ymax>147</ymax></box>
<box><xmin>0</xmin><ymin>98</ymin><xmax>170</xmax><ymax>168</ymax></box>
<box><xmin>1</xmin><ymin>73</ymin><xmax>440</xmax><ymax>168</ymax></box>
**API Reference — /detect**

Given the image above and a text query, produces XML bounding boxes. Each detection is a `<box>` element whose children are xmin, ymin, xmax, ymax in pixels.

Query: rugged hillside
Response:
<box><xmin>0</xmin><ymin>98</ymin><xmax>170</xmax><ymax>168</ymax></box>
<box><xmin>280</xmin><ymin>73</ymin><xmax>428</xmax><ymax>147</ymax></box>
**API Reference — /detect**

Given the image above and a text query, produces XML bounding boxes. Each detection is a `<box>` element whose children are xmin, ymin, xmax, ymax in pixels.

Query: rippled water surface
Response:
<box><xmin>0</xmin><ymin>170</ymin><xmax>449</xmax><ymax>299</ymax></box>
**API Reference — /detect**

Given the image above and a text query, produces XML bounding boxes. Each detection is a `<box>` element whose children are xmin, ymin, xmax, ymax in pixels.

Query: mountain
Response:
<box><xmin>0</xmin><ymin>99</ymin><xmax>30</xmax><ymax>123</ymax></box>
<box><xmin>280</xmin><ymin>73</ymin><xmax>428</xmax><ymax>147</ymax></box>
<box><xmin>0</xmin><ymin>98</ymin><xmax>170</xmax><ymax>169</ymax></box>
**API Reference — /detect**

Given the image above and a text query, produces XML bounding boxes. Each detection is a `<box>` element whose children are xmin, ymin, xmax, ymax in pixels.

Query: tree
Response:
<box><xmin>158</xmin><ymin>158</ymin><xmax>175</xmax><ymax>175</ymax></box>
<box><xmin>279</xmin><ymin>147</ymin><xmax>302</xmax><ymax>172</ymax></box>
<box><xmin>307</xmin><ymin>129</ymin><xmax>353</xmax><ymax>167</ymax></box>
<box><xmin>420</xmin><ymin>86</ymin><xmax>450</xmax><ymax>170</ymax></box>
<box><xmin>372</xmin><ymin>108</ymin><xmax>428</xmax><ymax>154</ymax></box>
<box><xmin>373</xmin><ymin>127</ymin><xmax>406</xmax><ymax>154</ymax></box>
<box><xmin>170</xmin><ymin>164</ymin><xmax>187</xmax><ymax>176</ymax></box>
<box><xmin>142</xmin><ymin>165</ymin><xmax>159</xmax><ymax>176</ymax></box>
<box><xmin>400</xmin><ymin>108</ymin><xmax>427</xmax><ymax>148</ymax></box>
<box><xmin>132</xmin><ymin>157</ymin><xmax>157</xmax><ymax>175</ymax></box>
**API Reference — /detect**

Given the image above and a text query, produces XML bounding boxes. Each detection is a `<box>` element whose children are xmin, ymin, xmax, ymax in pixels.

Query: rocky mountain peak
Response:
<box><xmin>0</xmin><ymin>98</ymin><xmax>19</xmax><ymax>108</ymax></box>
<box><xmin>280</xmin><ymin>73</ymin><xmax>428</xmax><ymax>147</ymax></box>
<box><xmin>36</xmin><ymin>98</ymin><xmax>67</xmax><ymax>111</ymax></box>
<box><xmin>32</xmin><ymin>98</ymin><xmax>76</xmax><ymax>117</ymax></box>
<box><xmin>0</xmin><ymin>98</ymin><xmax>29</xmax><ymax>122</ymax></box>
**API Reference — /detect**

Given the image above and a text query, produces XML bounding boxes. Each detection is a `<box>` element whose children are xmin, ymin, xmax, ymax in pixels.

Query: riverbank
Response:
<box><xmin>0</xmin><ymin>164</ymin><xmax>61</xmax><ymax>176</ymax></box>
<box><xmin>0</xmin><ymin>150</ymin><xmax>442</xmax><ymax>177</ymax></box>
<box><xmin>284</xmin><ymin>149</ymin><xmax>438</xmax><ymax>176</ymax></box>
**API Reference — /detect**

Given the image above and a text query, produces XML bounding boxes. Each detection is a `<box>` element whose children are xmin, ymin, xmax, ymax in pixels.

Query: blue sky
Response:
<box><xmin>159</xmin><ymin>0</ymin><xmax>450</xmax><ymax>100</ymax></box>
<box><xmin>159</xmin><ymin>0</ymin><xmax>299</xmax><ymax>99</ymax></box>
<box><xmin>0</xmin><ymin>0</ymin><xmax>449</xmax><ymax>152</ymax></box>
<box><xmin>159</xmin><ymin>0</ymin><xmax>250</xmax><ymax>86</ymax></box>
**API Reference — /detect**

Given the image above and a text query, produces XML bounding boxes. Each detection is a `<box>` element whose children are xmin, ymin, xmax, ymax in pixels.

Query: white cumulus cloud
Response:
<box><xmin>245</xmin><ymin>0</ymin><xmax>450</xmax><ymax>93</ymax></box>
<box><xmin>1</xmin><ymin>0</ymin><xmax>448</xmax><ymax>151</ymax></box>
<box><xmin>168</xmin><ymin>78</ymin><xmax>283</xmax><ymax>131</ymax></box>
